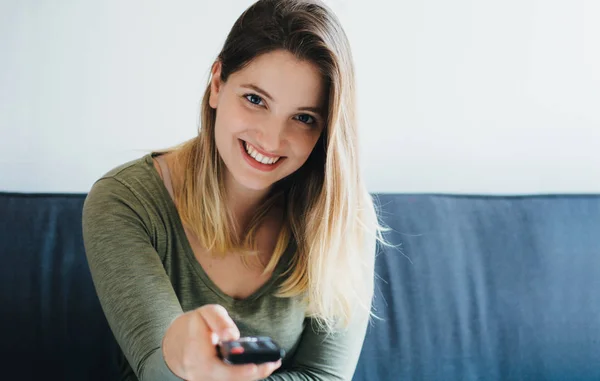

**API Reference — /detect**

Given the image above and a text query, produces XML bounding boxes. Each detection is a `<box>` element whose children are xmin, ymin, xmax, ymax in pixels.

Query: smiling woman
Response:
<box><xmin>81</xmin><ymin>1</ymin><xmax>388</xmax><ymax>381</ymax></box>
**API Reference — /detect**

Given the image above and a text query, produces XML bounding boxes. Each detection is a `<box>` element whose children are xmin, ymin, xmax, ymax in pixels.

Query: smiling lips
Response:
<box><xmin>243</xmin><ymin>141</ymin><xmax>281</xmax><ymax>164</ymax></box>
<box><xmin>239</xmin><ymin>140</ymin><xmax>285</xmax><ymax>172</ymax></box>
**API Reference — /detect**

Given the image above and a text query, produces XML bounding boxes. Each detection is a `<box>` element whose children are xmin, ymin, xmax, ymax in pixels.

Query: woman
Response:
<box><xmin>82</xmin><ymin>0</ymin><xmax>385</xmax><ymax>380</ymax></box>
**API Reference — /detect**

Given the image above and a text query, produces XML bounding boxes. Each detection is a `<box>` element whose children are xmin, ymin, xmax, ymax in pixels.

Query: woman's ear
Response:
<box><xmin>209</xmin><ymin>61</ymin><xmax>223</xmax><ymax>109</ymax></box>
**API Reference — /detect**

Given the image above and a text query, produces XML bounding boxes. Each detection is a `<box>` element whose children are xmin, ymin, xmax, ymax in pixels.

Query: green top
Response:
<box><xmin>82</xmin><ymin>153</ymin><xmax>370</xmax><ymax>381</ymax></box>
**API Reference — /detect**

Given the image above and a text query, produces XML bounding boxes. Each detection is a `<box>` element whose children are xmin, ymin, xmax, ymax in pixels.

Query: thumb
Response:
<box><xmin>197</xmin><ymin>304</ymin><xmax>240</xmax><ymax>342</ymax></box>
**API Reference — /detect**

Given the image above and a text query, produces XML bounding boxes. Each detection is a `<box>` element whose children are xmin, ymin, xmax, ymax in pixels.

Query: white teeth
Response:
<box><xmin>243</xmin><ymin>141</ymin><xmax>280</xmax><ymax>165</ymax></box>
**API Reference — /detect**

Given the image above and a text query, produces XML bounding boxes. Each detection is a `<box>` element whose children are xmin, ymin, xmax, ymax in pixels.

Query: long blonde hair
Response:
<box><xmin>169</xmin><ymin>0</ymin><xmax>387</xmax><ymax>331</ymax></box>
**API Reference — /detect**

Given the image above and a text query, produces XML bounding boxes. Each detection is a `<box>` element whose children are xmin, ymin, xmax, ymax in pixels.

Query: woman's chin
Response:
<box><xmin>234</xmin><ymin>174</ymin><xmax>277</xmax><ymax>192</ymax></box>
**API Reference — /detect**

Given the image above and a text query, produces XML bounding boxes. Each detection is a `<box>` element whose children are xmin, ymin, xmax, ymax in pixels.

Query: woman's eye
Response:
<box><xmin>245</xmin><ymin>94</ymin><xmax>263</xmax><ymax>106</ymax></box>
<box><xmin>295</xmin><ymin>114</ymin><xmax>315</xmax><ymax>125</ymax></box>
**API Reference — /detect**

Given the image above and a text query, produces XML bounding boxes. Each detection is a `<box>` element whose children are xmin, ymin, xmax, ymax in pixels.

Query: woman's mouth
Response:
<box><xmin>239</xmin><ymin>139</ymin><xmax>285</xmax><ymax>172</ymax></box>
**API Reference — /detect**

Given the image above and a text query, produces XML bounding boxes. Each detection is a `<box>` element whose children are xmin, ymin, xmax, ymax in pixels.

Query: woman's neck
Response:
<box><xmin>223</xmin><ymin>169</ymin><xmax>271</xmax><ymax>234</ymax></box>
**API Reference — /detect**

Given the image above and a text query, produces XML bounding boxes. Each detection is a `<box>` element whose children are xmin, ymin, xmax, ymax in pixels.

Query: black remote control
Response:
<box><xmin>217</xmin><ymin>336</ymin><xmax>285</xmax><ymax>365</ymax></box>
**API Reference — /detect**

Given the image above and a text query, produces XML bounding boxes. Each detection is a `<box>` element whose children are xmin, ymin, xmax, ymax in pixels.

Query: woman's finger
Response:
<box><xmin>211</xmin><ymin>361</ymin><xmax>259</xmax><ymax>381</ymax></box>
<box><xmin>255</xmin><ymin>360</ymin><xmax>283</xmax><ymax>379</ymax></box>
<box><xmin>197</xmin><ymin>304</ymin><xmax>240</xmax><ymax>342</ymax></box>
<box><xmin>209</xmin><ymin>360</ymin><xmax>281</xmax><ymax>381</ymax></box>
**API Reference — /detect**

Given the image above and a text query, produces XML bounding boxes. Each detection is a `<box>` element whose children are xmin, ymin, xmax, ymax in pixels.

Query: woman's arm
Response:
<box><xmin>82</xmin><ymin>177</ymin><xmax>184</xmax><ymax>380</ymax></box>
<box><xmin>265</xmin><ymin>307</ymin><xmax>371</xmax><ymax>381</ymax></box>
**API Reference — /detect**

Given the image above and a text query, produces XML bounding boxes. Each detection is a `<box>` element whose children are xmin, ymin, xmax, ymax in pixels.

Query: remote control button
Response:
<box><xmin>230</xmin><ymin>346</ymin><xmax>245</xmax><ymax>355</ymax></box>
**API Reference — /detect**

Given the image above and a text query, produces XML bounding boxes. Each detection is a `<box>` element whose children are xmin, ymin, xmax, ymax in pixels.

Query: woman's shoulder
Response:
<box><xmin>85</xmin><ymin>153</ymin><xmax>170</xmax><ymax>214</ymax></box>
<box><xmin>98</xmin><ymin>153</ymin><xmax>156</xmax><ymax>184</ymax></box>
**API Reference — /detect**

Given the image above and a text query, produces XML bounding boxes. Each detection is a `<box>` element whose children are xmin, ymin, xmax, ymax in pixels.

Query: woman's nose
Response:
<box><xmin>255</xmin><ymin>119</ymin><xmax>286</xmax><ymax>154</ymax></box>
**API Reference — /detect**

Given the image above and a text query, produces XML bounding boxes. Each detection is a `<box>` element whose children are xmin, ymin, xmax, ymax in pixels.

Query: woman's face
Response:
<box><xmin>209</xmin><ymin>50</ymin><xmax>326</xmax><ymax>192</ymax></box>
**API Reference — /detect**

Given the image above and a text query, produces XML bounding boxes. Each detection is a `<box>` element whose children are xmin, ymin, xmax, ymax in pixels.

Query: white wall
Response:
<box><xmin>1</xmin><ymin>0</ymin><xmax>599</xmax><ymax>194</ymax></box>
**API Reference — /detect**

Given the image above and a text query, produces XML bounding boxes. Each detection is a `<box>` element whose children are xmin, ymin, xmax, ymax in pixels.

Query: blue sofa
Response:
<box><xmin>1</xmin><ymin>192</ymin><xmax>599</xmax><ymax>380</ymax></box>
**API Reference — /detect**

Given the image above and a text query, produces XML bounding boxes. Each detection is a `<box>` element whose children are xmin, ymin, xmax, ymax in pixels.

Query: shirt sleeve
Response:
<box><xmin>82</xmin><ymin>177</ymin><xmax>184</xmax><ymax>381</ymax></box>
<box><xmin>264</xmin><ymin>304</ymin><xmax>371</xmax><ymax>381</ymax></box>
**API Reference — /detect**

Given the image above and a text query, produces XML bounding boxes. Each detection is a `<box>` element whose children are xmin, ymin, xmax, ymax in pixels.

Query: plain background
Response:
<box><xmin>1</xmin><ymin>0</ymin><xmax>599</xmax><ymax>194</ymax></box>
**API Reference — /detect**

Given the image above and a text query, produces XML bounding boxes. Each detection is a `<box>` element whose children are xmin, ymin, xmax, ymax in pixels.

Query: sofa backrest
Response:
<box><xmin>355</xmin><ymin>194</ymin><xmax>600</xmax><ymax>381</ymax></box>
<box><xmin>0</xmin><ymin>193</ymin><xmax>119</xmax><ymax>380</ymax></box>
<box><xmin>1</xmin><ymin>192</ymin><xmax>600</xmax><ymax>380</ymax></box>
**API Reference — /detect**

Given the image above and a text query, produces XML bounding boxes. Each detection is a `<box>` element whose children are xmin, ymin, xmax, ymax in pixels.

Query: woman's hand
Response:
<box><xmin>162</xmin><ymin>304</ymin><xmax>282</xmax><ymax>381</ymax></box>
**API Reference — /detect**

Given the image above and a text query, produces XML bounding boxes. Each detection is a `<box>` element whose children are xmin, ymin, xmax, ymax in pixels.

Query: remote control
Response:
<box><xmin>217</xmin><ymin>336</ymin><xmax>285</xmax><ymax>365</ymax></box>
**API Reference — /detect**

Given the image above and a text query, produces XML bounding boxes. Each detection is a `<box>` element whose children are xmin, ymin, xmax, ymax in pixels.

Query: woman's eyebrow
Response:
<box><xmin>297</xmin><ymin>106</ymin><xmax>323</xmax><ymax>115</ymax></box>
<box><xmin>240</xmin><ymin>83</ymin><xmax>324</xmax><ymax>114</ymax></box>
<box><xmin>241</xmin><ymin>83</ymin><xmax>274</xmax><ymax>102</ymax></box>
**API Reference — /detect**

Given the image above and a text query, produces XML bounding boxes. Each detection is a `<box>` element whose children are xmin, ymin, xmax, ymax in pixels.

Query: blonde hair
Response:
<box><xmin>168</xmin><ymin>0</ymin><xmax>387</xmax><ymax>331</ymax></box>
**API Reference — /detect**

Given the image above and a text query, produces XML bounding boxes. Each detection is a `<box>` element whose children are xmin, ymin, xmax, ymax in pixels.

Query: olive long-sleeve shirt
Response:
<box><xmin>82</xmin><ymin>153</ymin><xmax>369</xmax><ymax>381</ymax></box>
